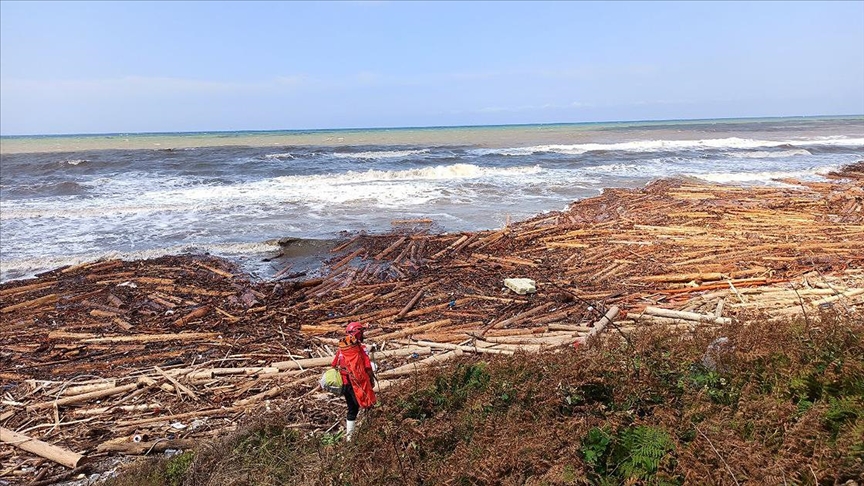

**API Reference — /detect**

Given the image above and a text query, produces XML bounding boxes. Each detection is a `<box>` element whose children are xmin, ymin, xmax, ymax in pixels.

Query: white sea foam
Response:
<box><xmin>0</xmin><ymin>164</ymin><xmax>546</xmax><ymax>220</ymax></box>
<box><xmin>62</xmin><ymin>159</ymin><xmax>88</xmax><ymax>165</ymax></box>
<box><xmin>281</xmin><ymin>163</ymin><xmax>542</xmax><ymax>183</ymax></box>
<box><xmin>263</xmin><ymin>153</ymin><xmax>295</xmax><ymax>159</ymax></box>
<box><xmin>331</xmin><ymin>149</ymin><xmax>430</xmax><ymax>160</ymax></box>
<box><xmin>693</xmin><ymin>165</ymin><xmax>842</xmax><ymax>184</ymax></box>
<box><xmin>725</xmin><ymin>149</ymin><xmax>812</xmax><ymax>158</ymax></box>
<box><xmin>471</xmin><ymin>137</ymin><xmax>864</xmax><ymax>156</ymax></box>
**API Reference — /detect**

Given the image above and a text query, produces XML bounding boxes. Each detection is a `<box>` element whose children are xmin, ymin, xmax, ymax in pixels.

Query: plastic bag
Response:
<box><xmin>319</xmin><ymin>368</ymin><xmax>343</xmax><ymax>396</ymax></box>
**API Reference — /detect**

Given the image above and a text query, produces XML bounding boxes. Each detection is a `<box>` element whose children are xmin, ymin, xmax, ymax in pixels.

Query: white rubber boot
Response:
<box><xmin>345</xmin><ymin>420</ymin><xmax>356</xmax><ymax>441</ymax></box>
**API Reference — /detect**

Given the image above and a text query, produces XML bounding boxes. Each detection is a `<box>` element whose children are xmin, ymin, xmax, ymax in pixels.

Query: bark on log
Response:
<box><xmin>0</xmin><ymin>427</ymin><xmax>86</xmax><ymax>468</ymax></box>
<box><xmin>173</xmin><ymin>306</ymin><xmax>210</xmax><ymax>326</ymax></box>
<box><xmin>582</xmin><ymin>306</ymin><xmax>621</xmax><ymax>348</ymax></box>
<box><xmin>374</xmin><ymin>236</ymin><xmax>407</xmax><ymax>260</ymax></box>
<box><xmin>394</xmin><ymin>289</ymin><xmax>425</xmax><ymax>321</ymax></box>
<box><xmin>1</xmin><ymin>294</ymin><xmax>58</xmax><ymax>314</ymax></box>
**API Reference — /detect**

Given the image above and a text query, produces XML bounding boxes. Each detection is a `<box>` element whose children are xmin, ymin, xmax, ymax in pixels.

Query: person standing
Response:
<box><xmin>331</xmin><ymin>321</ymin><xmax>376</xmax><ymax>441</ymax></box>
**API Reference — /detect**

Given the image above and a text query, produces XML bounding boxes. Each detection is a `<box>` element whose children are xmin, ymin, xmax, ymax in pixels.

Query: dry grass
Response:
<box><xmin>104</xmin><ymin>310</ymin><xmax>863</xmax><ymax>485</ymax></box>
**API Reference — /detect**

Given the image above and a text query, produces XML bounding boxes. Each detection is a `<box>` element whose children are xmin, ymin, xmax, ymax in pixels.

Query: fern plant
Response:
<box><xmin>612</xmin><ymin>426</ymin><xmax>676</xmax><ymax>481</ymax></box>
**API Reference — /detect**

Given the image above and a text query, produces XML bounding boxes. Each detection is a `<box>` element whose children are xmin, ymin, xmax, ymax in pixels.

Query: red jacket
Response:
<box><xmin>331</xmin><ymin>343</ymin><xmax>372</xmax><ymax>383</ymax></box>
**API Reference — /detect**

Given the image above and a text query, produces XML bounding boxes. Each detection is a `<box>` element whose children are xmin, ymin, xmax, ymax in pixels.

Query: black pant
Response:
<box><xmin>342</xmin><ymin>383</ymin><xmax>359</xmax><ymax>421</ymax></box>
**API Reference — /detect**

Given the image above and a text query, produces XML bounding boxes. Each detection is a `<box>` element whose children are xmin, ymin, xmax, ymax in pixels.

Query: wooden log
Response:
<box><xmin>809</xmin><ymin>288</ymin><xmax>864</xmax><ymax>306</ymax></box>
<box><xmin>374</xmin><ymin>236</ymin><xmax>407</xmax><ymax>260</ymax></box>
<box><xmin>154</xmin><ymin>366</ymin><xmax>198</xmax><ymax>401</ymax></box>
<box><xmin>272</xmin><ymin>263</ymin><xmax>295</xmax><ymax>280</ymax></box>
<box><xmin>633</xmin><ymin>315</ymin><xmax>696</xmax><ymax>326</ymax></box>
<box><xmin>26</xmin><ymin>383</ymin><xmax>140</xmax><ymax>411</ymax></box>
<box><xmin>71</xmin><ymin>403</ymin><xmax>163</xmax><ymax>416</ymax></box>
<box><xmin>185</xmin><ymin>367</ymin><xmax>279</xmax><ymax>380</ymax></box>
<box><xmin>582</xmin><ymin>306</ymin><xmax>621</xmax><ymax>346</ymax></box>
<box><xmin>137</xmin><ymin>277</ymin><xmax>174</xmax><ymax>285</ymax></box>
<box><xmin>407</xmin><ymin>340</ymin><xmax>514</xmax><ymax>355</ymax></box>
<box><xmin>547</xmin><ymin>324</ymin><xmax>593</xmax><ymax>332</ymax></box>
<box><xmin>1</xmin><ymin>427</ymin><xmax>86</xmax><ymax>469</ymax></box>
<box><xmin>233</xmin><ymin>375</ymin><xmax>319</xmax><ymax>407</ymax></box>
<box><xmin>394</xmin><ymin>289</ymin><xmax>425</xmax><ymax>321</ymax></box>
<box><xmin>485</xmin><ymin>302</ymin><xmax>555</xmax><ymax>332</ymax></box>
<box><xmin>271</xmin><ymin>355</ymin><xmax>333</xmax><ymax>371</ymax></box>
<box><xmin>479</xmin><ymin>333</ymin><xmax>577</xmax><ymax>345</ymax></box>
<box><xmin>1</xmin><ymin>294</ymin><xmax>58</xmax><ymax>314</ymax></box>
<box><xmin>194</xmin><ymin>262</ymin><xmax>235</xmax><ymax>279</ymax></box>
<box><xmin>473</xmin><ymin>253</ymin><xmax>538</xmax><ymax>267</ymax></box>
<box><xmin>377</xmin><ymin>350</ymin><xmax>463</xmax><ymax>378</ymax></box>
<box><xmin>330</xmin><ymin>247</ymin><xmax>365</xmax><ymax>272</ymax></box>
<box><xmin>117</xmin><ymin>406</ymin><xmax>245</xmax><ymax>427</ymax></box>
<box><xmin>0</xmin><ymin>281</ymin><xmax>55</xmax><ymax>297</ymax></box>
<box><xmin>82</xmin><ymin>332</ymin><xmax>219</xmax><ymax>344</ymax></box>
<box><xmin>430</xmin><ymin>235</ymin><xmax>469</xmax><ymax>259</ymax></box>
<box><xmin>634</xmin><ymin>272</ymin><xmax>727</xmax><ymax>283</ymax></box>
<box><xmin>61</xmin><ymin>381</ymin><xmax>117</xmax><ymax>396</ymax></box>
<box><xmin>270</xmin><ymin>346</ymin><xmax>432</xmax><ymax>371</ymax></box>
<box><xmin>386</xmin><ymin>298</ymin><xmax>473</xmax><ymax>322</ymax></box>
<box><xmin>714</xmin><ymin>298</ymin><xmax>725</xmax><ymax>318</ymax></box>
<box><xmin>391</xmin><ymin>218</ymin><xmax>433</xmax><ymax>225</ymax></box>
<box><xmin>375</xmin><ymin>319</ymin><xmax>451</xmax><ymax>342</ymax></box>
<box><xmin>484</xmin><ymin>326</ymin><xmax>549</xmax><ymax>336</ymax></box>
<box><xmin>330</xmin><ymin>235</ymin><xmax>362</xmax><ymax>254</ymax></box>
<box><xmin>374</xmin><ymin>378</ymin><xmax>403</xmax><ymax>393</ymax></box>
<box><xmin>96</xmin><ymin>438</ymin><xmax>197</xmax><ymax>455</ymax></box>
<box><xmin>173</xmin><ymin>306</ymin><xmax>210</xmax><ymax>326</ymax></box>
<box><xmin>48</xmin><ymin>331</ymin><xmax>96</xmax><ymax>340</ymax></box>
<box><xmin>642</xmin><ymin>306</ymin><xmax>731</xmax><ymax>325</ymax></box>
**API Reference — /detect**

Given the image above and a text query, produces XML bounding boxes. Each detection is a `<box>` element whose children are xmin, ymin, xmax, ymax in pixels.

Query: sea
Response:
<box><xmin>1</xmin><ymin>116</ymin><xmax>862</xmax><ymax>283</ymax></box>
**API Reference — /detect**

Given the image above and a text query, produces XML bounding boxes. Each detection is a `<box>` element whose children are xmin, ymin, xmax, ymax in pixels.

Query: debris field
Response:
<box><xmin>1</xmin><ymin>162</ymin><xmax>863</xmax><ymax>484</ymax></box>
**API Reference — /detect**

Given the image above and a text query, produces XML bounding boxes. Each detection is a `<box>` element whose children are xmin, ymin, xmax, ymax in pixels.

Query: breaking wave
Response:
<box><xmin>472</xmin><ymin>137</ymin><xmax>864</xmax><ymax>156</ymax></box>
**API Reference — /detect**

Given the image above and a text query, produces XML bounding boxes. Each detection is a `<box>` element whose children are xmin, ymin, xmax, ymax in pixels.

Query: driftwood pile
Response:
<box><xmin>2</xmin><ymin>162</ymin><xmax>863</xmax><ymax>484</ymax></box>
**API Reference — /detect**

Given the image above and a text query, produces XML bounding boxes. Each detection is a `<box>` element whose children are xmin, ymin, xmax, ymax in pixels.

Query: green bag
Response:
<box><xmin>319</xmin><ymin>368</ymin><xmax>343</xmax><ymax>396</ymax></box>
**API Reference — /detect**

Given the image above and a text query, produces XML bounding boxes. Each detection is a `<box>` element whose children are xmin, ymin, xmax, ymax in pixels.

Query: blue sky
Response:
<box><xmin>1</xmin><ymin>1</ymin><xmax>863</xmax><ymax>135</ymax></box>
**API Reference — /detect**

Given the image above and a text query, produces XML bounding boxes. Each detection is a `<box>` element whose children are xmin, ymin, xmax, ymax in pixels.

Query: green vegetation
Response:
<box><xmin>105</xmin><ymin>311</ymin><xmax>863</xmax><ymax>485</ymax></box>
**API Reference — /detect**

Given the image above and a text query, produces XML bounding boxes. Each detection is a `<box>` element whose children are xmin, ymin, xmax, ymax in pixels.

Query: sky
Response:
<box><xmin>1</xmin><ymin>1</ymin><xmax>863</xmax><ymax>136</ymax></box>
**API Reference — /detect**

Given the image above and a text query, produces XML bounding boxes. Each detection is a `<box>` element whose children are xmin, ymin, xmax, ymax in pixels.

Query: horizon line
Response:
<box><xmin>2</xmin><ymin>113</ymin><xmax>863</xmax><ymax>139</ymax></box>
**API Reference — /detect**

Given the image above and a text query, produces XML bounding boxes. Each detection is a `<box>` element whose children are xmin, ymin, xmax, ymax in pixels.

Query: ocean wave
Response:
<box><xmin>331</xmin><ymin>149</ymin><xmax>430</xmax><ymax>160</ymax></box>
<box><xmin>0</xmin><ymin>164</ymin><xmax>546</xmax><ymax>220</ymax></box>
<box><xmin>693</xmin><ymin>165</ymin><xmax>842</xmax><ymax>184</ymax></box>
<box><xmin>724</xmin><ymin>149</ymin><xmax>812</xmax><ymax>158</ymax></box>
<box><xmin>471</xmin><ymin>137</ymin><xmax>864</xmax><ymax>156</ymax></box>
<box><xmin>61</xmin><ymin>159</ymin><xmax>89</xmax><ymax>166</ymax></box>
<box><xmin>275</xmin><ymin>163</ymin><xmax>543</xmax><ymax>184</ymax></box>
<box><xmin>1</xmin><ymin>180</ymin><xmax>87</xmax><ymax>198</ymax></box>
<box><xmin>263</xmin><ymin>153</ymin><xmax>295</xmax><ymax>160</ymax></box>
